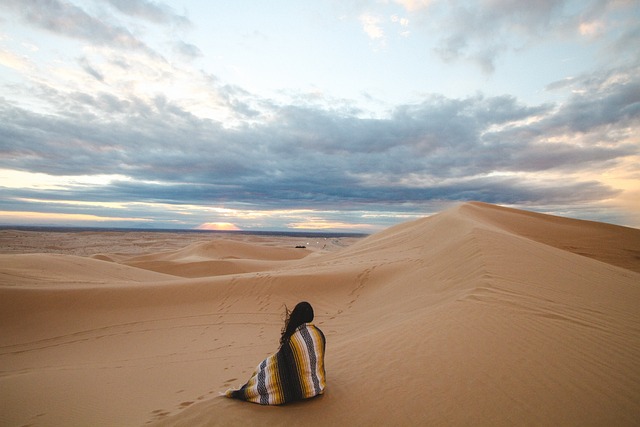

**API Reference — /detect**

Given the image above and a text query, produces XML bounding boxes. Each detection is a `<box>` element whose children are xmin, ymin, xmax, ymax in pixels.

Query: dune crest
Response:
<box><xmin>462</xmin><ymin>201</ymin><xmax>640</xmax><ymax>272</ymax></box>
<box><xmin>1</xmin><ymin>202</ymin><xmax>639</xmax><ymax>426</ymax></box>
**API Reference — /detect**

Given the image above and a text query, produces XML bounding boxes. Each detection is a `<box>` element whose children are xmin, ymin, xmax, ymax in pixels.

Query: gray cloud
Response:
<box><xmin>1</xmin><ymin>0</ymin><xmax>146</xmax><ymax>50</ymax></box>
<box><xmin>78</xmin><ymin>56</ymin><xmax>105</xmax><ymax>81</ymax></box>
<box><xmin>172</xmin><ymin>40</ymin><xmax>202</xmax><ymax>60</ymax></box>
<box><xmin>542</xmin><ymin>69</ymin><xmax>640</xmax><ymax>134</ymax></box>
<box><xmin>420</xmin><ymin>0</ymin><xmax>637</xmax><ymax>73</ymax></box>
<box><xmin>430</xmin><ymin>0</ymin><xmax>569</xmax><ymax>72</ymax></box>
<box><xmin>1</xmin><ymin>61</ymin><xmax>636</xmax><ymax>219</ymax></box>
<box><xmin>0</xmin><ymin>172</ymin><xmax>618</xmax><ymax>216</ymax></box>
<box><xmin>104</xmin><ymin>0</ymin><xmax>191</xmax><ymax>28</ymax></box>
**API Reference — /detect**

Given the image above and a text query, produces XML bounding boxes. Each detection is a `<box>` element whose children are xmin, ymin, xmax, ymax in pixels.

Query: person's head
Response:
<box><xmin>280</xmin><ymin>301</ymin><xmax>314</xmax><ymax>345</ymax></box>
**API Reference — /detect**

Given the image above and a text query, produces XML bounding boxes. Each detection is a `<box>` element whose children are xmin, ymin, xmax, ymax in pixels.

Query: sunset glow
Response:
<box><xmin>196</xmin><ymin>222</ymin><xmax>241</xmax><ymax>231</ymax></box>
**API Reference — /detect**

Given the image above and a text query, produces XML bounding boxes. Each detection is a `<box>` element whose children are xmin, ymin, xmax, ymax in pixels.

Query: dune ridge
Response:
<box><xmin>1</xmin><ymin>202</ymin><xmax>639</xmax><ymax>426</ymax></box>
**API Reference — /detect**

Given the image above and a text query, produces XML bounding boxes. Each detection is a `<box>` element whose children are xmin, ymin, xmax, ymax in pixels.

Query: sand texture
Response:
<box><xmin>1</xmin><ymin>202</ymin><xmax>639</xmax><ymax>426</ymax></box>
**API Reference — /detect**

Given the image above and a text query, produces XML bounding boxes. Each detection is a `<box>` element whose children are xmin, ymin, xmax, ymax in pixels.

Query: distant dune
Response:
<box><xmin>1</xmin><ymin>202</ymin><xmax>639</xmax><ymax>426</ymax></box>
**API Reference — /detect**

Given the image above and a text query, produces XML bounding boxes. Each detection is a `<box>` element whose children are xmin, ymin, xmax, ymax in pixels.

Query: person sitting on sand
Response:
<box><xmin>225</xmin><ymin>301</ymin><xmax>326</xmax><ymax>405</ymax></box>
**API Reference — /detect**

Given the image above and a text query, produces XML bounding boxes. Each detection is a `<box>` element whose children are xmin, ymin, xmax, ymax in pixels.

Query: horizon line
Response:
<box><xmin>0</xmin><ymin>224</ymin><xmax>371</xmax><ymax>238</ymax></box>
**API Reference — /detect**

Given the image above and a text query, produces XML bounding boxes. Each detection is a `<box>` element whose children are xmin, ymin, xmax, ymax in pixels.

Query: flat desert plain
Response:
<box><xmin>1</xmin><ymin>202</ymin><xmax>639</xmax><ymax>426</ymax></box>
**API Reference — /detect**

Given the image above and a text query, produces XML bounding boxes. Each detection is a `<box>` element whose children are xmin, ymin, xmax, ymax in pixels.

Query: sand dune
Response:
<box><xmin>122</xmin><ymin>239</ymin><xmax>311</xmax><ymax>277</ymax></box>
<box><xmin>1</xmin><ymin>202</ymin><xmax>639</xmax><ymax>426</ymax></box>
<box><xmin>0</xmin><ymin>253</ymin><xmax>176</xmax><ymax>287</ymax></box>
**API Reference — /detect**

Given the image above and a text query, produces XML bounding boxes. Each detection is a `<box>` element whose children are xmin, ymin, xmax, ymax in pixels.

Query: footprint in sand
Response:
<box><xmin>223</xmin><ymin>377</ymin><xmax>238</xmax><ymax>387</ymax></box>
<box><xmin>149</xmin><ymin>409</ymin><xmax>171</xmax><ymax>421</ymax></box>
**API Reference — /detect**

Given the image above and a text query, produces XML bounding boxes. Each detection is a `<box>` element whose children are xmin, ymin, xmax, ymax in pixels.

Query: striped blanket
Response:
<box><xmin>225</xmin><ymin>323</ymin><xmax>326</xmax><ymax>405</ymax></box>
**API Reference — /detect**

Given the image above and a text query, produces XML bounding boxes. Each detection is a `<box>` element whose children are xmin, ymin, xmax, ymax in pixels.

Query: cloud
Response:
<box><xmin>391</xmin><ymin>14</ymin><xmax>410</xmax><ymax>37</ymax></box>
<box><xmin>0</xmin><ymin>0</ymin><xmax>207</xmax><ymax>100</ymax></box>
<box><xmin>579</xmin><ymin>20</ymin><xmax>605</xmax><ymax>37</ymax></box>
<box><xmin>359</xmin><ymin>13</ymin><xmax>385</xmax><ymax>41</ymax></box>
<box><xmin>0</xmin><ymin>210</ymin><xmax>151</xmax><ymax>224</ymax></box>
<box><xmin>544</xmin><ymin>76</ymin><xmax>577</xmax><ymax>91</ymax></box>
<box><xmin>538</xmin><ymin>66</ymin><xmax>640</xmax><ymax>134</ymax></box>
<box><xmin>359</xmin><ymin>12</ymin><xmax>412</xmax><ymax>46</ymax></box>
<box><xmin>1</xmin><ymin>60</ymin><xmax>636</xmax><ymax>220</ymax></box>
<box><xmin>287</xmin><ymin>218</ymin><xmax>374</xmax><ymax>230</ymax></box>
<box><xmin>394</xmin><ymin>0</ymin><xmax>433</xmax><ymax>12</ymax></box>
<box><xmin>103</xmin><ymin>0</ymin><xmax>191</xmax><ymax>28</ymax></box>
<box><xmin>397</xmin><ymin>0</ymin><xmax>639</xmax><ymax>73</ymax></box>
<box><xmin>0</xmin><ymin>0</ymin><xmax>200</xmax><ymax>63</ymax></box>
<box><xmin>172</xmin><ymin>40</ymin><xmax>202</xmax><ymax>61</ymax></box>
<box><xmin>0</xmin><ymin>0</ymin><xmax>150</xmax><ymax>52</ymax></box>
<box><xmin>78</xmin><ymin>56</ymin><xmax>104</xmax><ymax>81</ymax></box>
<box><xmin>0</xmin><ymin>48</ymin><xmax>31</xmax><ymax>71</ymax></box>
<box><xmin>431</xmin><ymin>0</ymin><xmax>567</xmax><ymax>72</ymax></box>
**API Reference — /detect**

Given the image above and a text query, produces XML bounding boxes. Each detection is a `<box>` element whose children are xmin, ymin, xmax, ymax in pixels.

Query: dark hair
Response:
<box><xmin>280</xmin><ymin>301</ymin><xmax>314</xmax><ymax>346</ymax></box>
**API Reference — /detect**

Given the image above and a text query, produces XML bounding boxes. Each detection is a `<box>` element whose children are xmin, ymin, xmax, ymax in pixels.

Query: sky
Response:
<box><xmin>0</xmin><ymin>0</ymin><xmax>638</xmax><ymax>232</ymax></box>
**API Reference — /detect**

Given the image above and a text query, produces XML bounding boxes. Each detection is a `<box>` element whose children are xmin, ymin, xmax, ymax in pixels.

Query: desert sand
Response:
<box><xmin>1</xmin><ymin>202</ymin><xmax>639</xmax><ymax>426</ymax></box>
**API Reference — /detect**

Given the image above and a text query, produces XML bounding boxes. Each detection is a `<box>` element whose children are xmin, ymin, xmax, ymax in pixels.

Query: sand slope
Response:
<box><xmin>1</xmin><ymin>202</ymin><xmax>639</xmax><ymax>426</ymax></box>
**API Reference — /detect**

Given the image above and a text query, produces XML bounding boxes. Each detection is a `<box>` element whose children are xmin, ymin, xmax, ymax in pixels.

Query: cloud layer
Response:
<box><xmin>2</xmin><ymin>68</ymin><xmax>637</xmax><ymax>227</ymax></box>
